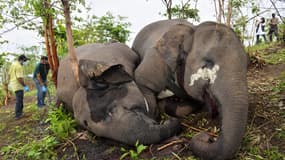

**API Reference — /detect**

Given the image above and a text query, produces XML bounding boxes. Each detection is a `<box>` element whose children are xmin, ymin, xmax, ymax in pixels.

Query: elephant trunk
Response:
<box><xmin>190</xmin><ymin>76</ymin><xmax>248</xmax><ymax>160</ymax></box>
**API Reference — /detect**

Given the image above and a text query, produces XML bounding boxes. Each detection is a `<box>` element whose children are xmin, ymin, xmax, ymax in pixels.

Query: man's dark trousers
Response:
<box><xmin>15</xmin><ymin>90</ymin><xmax>24</xmax><ymax>118</ymax></box>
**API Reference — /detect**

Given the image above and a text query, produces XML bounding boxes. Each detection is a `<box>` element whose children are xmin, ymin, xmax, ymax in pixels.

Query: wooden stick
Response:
<box><xmin>181</xmin><ymin>122</ymin><xmax>218</xmax><ymax>137</ymax></box>
<box><xmin>157</xmin><ymin>139</ymin><xmax>184</xmax><ymax>151</ymax></box>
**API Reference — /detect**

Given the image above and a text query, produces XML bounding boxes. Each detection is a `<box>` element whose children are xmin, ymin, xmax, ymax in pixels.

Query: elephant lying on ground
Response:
<box><xmin>56</xmin><ymin>42</ymin><xmax>180</xmax><ymax>145</ymax></box>
<box><xmin>132</xmin><ymin>19</ymin><xmax>249</xmax><ymax>160</ymax></box>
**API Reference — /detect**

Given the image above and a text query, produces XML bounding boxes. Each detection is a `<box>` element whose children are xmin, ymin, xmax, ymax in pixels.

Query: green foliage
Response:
<box><xmin>0</xmin><ymin>121</ymin><xmax>6</xmax><ymax>133</ymax></box>
<box><xmin>263</xmin><ymin>147</ymin><xmax>285</xmax><ymax>160</ymax></box>
<box><xmin>46</xmin><ymin>106</ymin><xmax>77</xmax><ymax>139</ymax></box>
<box><xmin>272</xmin><ymin>74</ymin><xmax>285</xmax><ymax>94</ymax></box>
<box><xmin>262</xmin><ymin>48</ymin><xmax>285</xmax><ymax>65</ymax></box>
<box><xmin>160</xmin><ymin>0</ymin><xmax>200</xmax><ymax>22</ymax></box>
<box><xmin>239</xmin><ymin>134</ymin><xmax>285</xmax><ymax>159</ymax></box>
<box><xmin>233</xmin><ymin>15</ymin><xmax>248</xmax><ymax>40</ymax></box>
<box><xmin>247</xmin><ymin>43</ymin><xmax>285</xmax><ymax>65</ymax></box>
<box><xmin>1</xmin><ymin>136</ymin><xmax>58</xmax><ymax>160</ymax></box>
<box><xmin>169</xmin><ymin>4</ymin><xmax>199</xmax><ymax>21</ymax></box>
<box><xmin>120</xmin><ymin>141</ymin><xmax>147</xmax><ymax>160</ymax></box>
<box><xmin>93</xmin><ymin>12</ymin><xmax>131</xmax><ymax>43</ymax></box>
<box><xmin>0</xmin><ymin>86</ymin><xmax>5</xmax><ymax>106</ymax></box>
<box><xmin>55</xmin><ymin>12</ymin><xmax>131</xmax><ymax>57</ymax></box>
<box><xmin>231</xmin><ymin>0</ymin><xmax>259</xmax><ymax>42</ymax></box>
<box><xmin>277</xmin><ymin>127</ymin><xmax>285</xmax><ymax>141</ymax></box>
<box><xmin>184</xmin><ymin>131</ymin><xmax>195</xmax><ymax>138</ymax></box>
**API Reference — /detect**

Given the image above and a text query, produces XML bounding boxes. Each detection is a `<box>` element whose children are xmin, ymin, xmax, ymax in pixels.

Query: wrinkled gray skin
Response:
<box><xmin>132</xmin><ymin>20</ymin><xmax>248</xmax><ymax>160</ymax></box>
<box><xmin>57</xmin><ymin>43</ymin><xmax>180</xmax><ymax>145</ymax></box>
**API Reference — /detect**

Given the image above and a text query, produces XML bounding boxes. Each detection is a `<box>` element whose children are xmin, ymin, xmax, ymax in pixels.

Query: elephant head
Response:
<box><xmin>183</xmin><ymin>22</ymin><xmax>249</xmax><ymax>160</ymax></box>
<box><xmin>57</xmin><ymin>43</ymin><xmax>180</xmax><ymax>145</ymax></box>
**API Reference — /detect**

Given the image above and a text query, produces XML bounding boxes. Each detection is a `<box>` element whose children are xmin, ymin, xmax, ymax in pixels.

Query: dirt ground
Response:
<box><xmin>0</xmin><ymin>62</ymin><xmax>284</xmax><ymax>160</ymax></box>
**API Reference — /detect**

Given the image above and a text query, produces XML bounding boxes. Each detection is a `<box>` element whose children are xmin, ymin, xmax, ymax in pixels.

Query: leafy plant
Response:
<box><xmin>1</xmin><ymin>136</ymin><xmax>58</xmax><ymax>160</ymax></box>
<box><xmin>120</xmin><ymin>141</ymin><xmax>147</xmax><ymax>160</ymax></box>
<box><xmin>46</xmin><ymin>106</ymin><xmax>76</xmax><ymax>139</ymax></box>
<box><xmin>0</xmin><ymin>122</ymin><xmax>6</xmax><ymax>133</ymax></box>
<box><xmin>263</xmin><ymin>147</ymin><xmax>285</xmax><ymax>160</ymax></box>
<box><xmin>272</xmin><ymin>73</ymin><xmax>285</xmax><ymax>94</ymax></box>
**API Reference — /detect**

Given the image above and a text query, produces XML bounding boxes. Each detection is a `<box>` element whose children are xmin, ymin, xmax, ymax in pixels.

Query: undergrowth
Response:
<box><xmin>0</xmin><ymin>105</ymin><xmax>77</xmax><ymax>160</ymax></box>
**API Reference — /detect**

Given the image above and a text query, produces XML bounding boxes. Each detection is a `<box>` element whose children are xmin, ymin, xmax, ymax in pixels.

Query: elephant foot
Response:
<box><xmin>158</xmin><ymin>96</ymin><xmax>202</xmax><ymax>117</ymax></box>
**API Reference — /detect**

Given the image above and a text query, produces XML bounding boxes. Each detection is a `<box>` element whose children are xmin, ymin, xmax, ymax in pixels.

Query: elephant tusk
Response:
<box><xmin>189</xmin><ymin>64</ymin><xmax>220</xmax><ymax>86</ymax></box>
<box><xmin>157</xmin><ymin>89</ymin><xmax>175</xmax><ymax>99</ymax></box>
<box><xmin>144</xmin><ymin>97</ymin><xmax>149</xmax><ymax>112</ymax></box>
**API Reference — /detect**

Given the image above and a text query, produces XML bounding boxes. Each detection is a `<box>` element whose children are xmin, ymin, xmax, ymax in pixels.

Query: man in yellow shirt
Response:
<box><xmin>8</xmin><ymin>54</ymin><xmax>30</xmax><ymax>119</ymax></box>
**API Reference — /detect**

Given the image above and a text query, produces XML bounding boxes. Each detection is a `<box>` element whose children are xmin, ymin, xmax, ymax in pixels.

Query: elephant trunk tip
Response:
<box><xmin>190</xmin><ymin>132</ymin><xmax>238</xmax><ymax>160</ymax></box>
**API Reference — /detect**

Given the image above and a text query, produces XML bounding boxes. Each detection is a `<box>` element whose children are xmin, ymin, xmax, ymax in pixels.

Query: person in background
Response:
<box><xmin>268</xmin><ymin>13</ymin><xmax>279</xmax><ymax>42</ymax></box>
<box><xmin>33</xmin><ymin>56</ymin><xmax>50</xmax><ymax>107</ymax></box>
<box><xmin>8</xmin><ymin>54</ymin><xmax>30</xmax><ymax>120</ymax></box>
<box><xmin>255</xmin><ymin>17</ymin><xmax>267</xmax><ymax>44</ymax></box>
<box><xmin>2</xmin><ymin>64</ymin><xmax>12</xmax><ymax>105</ymax></box>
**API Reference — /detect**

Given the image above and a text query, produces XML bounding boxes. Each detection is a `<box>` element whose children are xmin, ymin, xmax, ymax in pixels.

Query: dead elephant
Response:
<box><xmin>56</xmin><ymin>42</ymin><xmax>180</xmax><ymax>145</ymax></box>
<box><xmin>132</xmin><ymin>20</ymin><xmax>249</xmax><ymax>160</ymax></box>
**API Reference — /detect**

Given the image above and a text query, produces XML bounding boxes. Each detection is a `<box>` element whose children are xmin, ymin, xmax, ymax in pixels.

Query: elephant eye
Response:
<box><xmin>202</xmin><ymin>58</ymin><xmax>214</xmax><ymax>69</ymax></box>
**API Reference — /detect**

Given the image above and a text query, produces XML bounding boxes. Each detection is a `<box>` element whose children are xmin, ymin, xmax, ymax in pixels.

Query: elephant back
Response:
<box><xmin>132</xmin><ymin>19</ymin><xmax>193</xmax><ymax>59</ymax></box>
<box><xmin>75</xmin><ymin>42</ymin><xmax>139</xmax><ymax>77</ymax></box>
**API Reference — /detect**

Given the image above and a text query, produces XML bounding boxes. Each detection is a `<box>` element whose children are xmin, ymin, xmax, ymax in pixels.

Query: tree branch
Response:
<box><xmin>0</xmin><ymin>17</ymin><xmax>39</xmax><ymax>36</ymax></box>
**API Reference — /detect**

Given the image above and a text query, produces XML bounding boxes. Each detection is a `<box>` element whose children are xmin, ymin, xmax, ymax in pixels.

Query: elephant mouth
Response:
<box><xmin>203</xmin><ymin>87</ymin><xmax>220</xmax><ymax>118</ymax></box>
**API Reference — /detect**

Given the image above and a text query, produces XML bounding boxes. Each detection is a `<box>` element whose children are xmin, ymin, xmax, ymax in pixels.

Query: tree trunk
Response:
<box><xmin>48</xmin><ymin>16</ymin><xmax>59</xmax><ymax>87</ymax></box>
<box><xmin>226</xmin><ymin>0</ymin><xmax>232</xmax><ymax>26</ymax></box>
<box><xmin>44</xmin><ymin>0</ymin><xmax>59</xmax><ymax>87</ymax></box>
<box><xmin>162</xmin><ymin>0</ymin><xmax>172</xmax><ymax>20</ymax></box>
<box><xmin>217</xmin><ymin>0</ymin><xmax>222</xmax><ymax>23</ymax></box>
<box><xmin>61</xmin><ymin>0</ymin><xmax>79</xmax><ymax>82</ymax></box>
<box><xmin>44</xmin><ymin>23</ymin><xmax>54</xmax><ymax>74</ymax></box>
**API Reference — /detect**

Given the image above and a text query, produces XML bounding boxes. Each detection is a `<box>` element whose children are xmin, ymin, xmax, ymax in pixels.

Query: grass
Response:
<box><xmin>247</xmin><ymin>42</ymin><xmax>285</xmax><ymax>65</ymax></box>
<box><xmin>262</xmin><ymin>48</ymin><xmax>285</xmax><ymax>64</ymax></box>
<box><xmin>0</xmin><ymin>101</ymin><xmax>77</xmax><ymax>160</ymax></box>
<box><xmin>272</xmin><ymin>73</ymin><xmax>285</xmax><ymax>94</ymax></box>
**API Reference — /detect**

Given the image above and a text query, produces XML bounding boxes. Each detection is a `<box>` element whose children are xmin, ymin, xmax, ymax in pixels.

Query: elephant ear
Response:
<box><xmin>100</xmin><ymin>64</ymin><xmax>133</xmax><ymax>84</ymax></box>
<box><xmin>78</xmin><ymin>59</ymin><xmax>132</xmax><ymax>89</ymax></box>
<box><xmin>155</xmin><ymin>23</ymin><xmax>195</xmax><ymax>72</ymax></box>
<box><xmin>78</xmin><ymin>59</ymin><xmax>111</xmax><ymax>88</ymax></box>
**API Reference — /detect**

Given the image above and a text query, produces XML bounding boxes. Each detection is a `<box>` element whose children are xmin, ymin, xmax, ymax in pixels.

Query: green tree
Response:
<box><xmin>0</xmin><ymin>0</ymin><xmax>87</xmax><ymax>86</ymax></box>
<box><xmin>160</xmin><ymin>0</ymin><xmax>200</xmax><ymax>22</ymax></box>
<box><xmin>54</xmin><ymin>12</ymin><xmax>131</xmax><ymax>58</ymax></box>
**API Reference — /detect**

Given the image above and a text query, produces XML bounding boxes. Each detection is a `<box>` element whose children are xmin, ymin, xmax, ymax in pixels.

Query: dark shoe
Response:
<box><xmin>14</xmin><ymin>116</ymin><xmax>21</xmax><ymax>120</ymax></box>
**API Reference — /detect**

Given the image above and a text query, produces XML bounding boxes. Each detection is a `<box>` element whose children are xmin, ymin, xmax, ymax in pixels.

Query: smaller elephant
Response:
<box><xmin>132</xmin><ymin>20</ymin><xmax>249</xmax><ymax>160</ymax></box>
<box><xmin>57</xmin><ymin>42</ymin><xmax>180</xmax><ymax>145</ymax></box>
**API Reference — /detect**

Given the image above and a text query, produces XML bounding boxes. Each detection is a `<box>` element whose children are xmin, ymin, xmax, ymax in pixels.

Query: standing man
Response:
<box><xmin>268</xmin><ymin>13</ymin><xmax>279</xmax><ymax>42</ymax></box>
<box><xmin>33</xmin><ymin>56</ymin><xmax>50</xmax><ymax>107</ymax></box>
<box><xmin>8</xmin><ymin>54</ymin><xmax>30</xmax><ymax>119</ymax></box>
<box><xmin>256</xmin><ymin>17</ymin><xmax>267</xmax><ymax>44</ymax></box>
